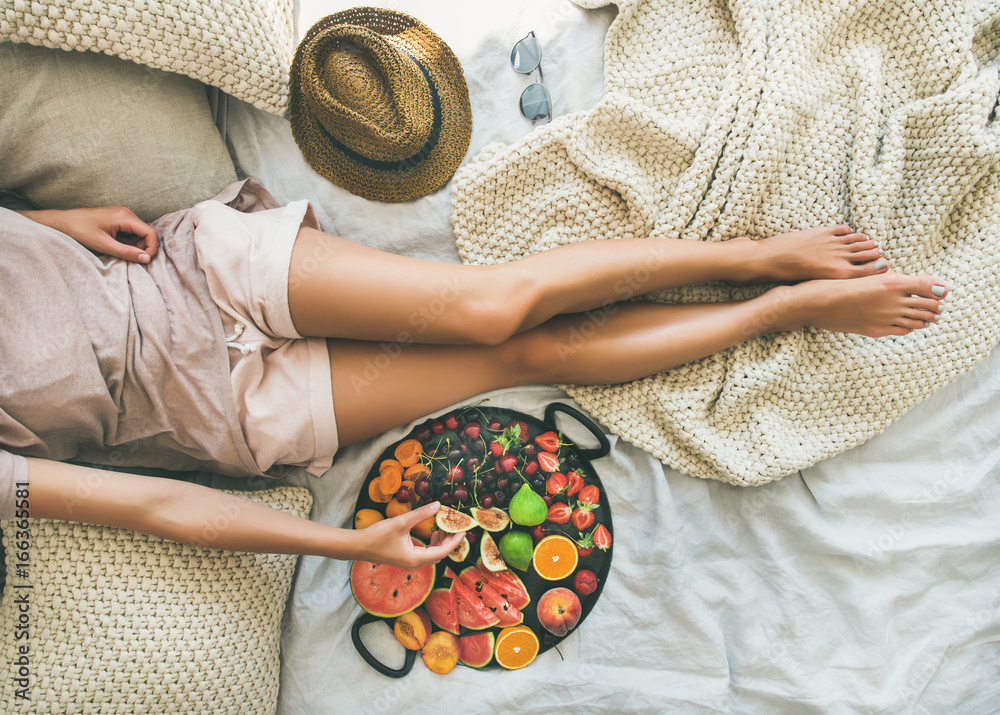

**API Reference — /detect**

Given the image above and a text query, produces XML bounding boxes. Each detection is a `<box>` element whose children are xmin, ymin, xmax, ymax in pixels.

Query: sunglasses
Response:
<box><xmin>510</xmin><ymin>31</ymin><xmax>552</xmax><ymax>123</ymax></box>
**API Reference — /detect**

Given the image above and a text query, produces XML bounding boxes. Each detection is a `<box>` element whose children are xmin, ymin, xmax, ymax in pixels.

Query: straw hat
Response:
<box><xmin>289</xmin><ymin>8</ymin><xmax>473</xmax><ymax>203</ymax></box>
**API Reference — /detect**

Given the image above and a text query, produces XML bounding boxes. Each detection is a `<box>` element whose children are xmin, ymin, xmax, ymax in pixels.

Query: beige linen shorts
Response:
<box><xmin>190</xmin><ymin>199</ymin><xmax>338</xmax><ymax>477</ymax></box>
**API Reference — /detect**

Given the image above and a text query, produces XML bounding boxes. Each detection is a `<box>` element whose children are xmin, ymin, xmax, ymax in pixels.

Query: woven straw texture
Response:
<box><xmin>0</xmin><ymin>486</ymin><xmax>312</xmax><ymax>713</ymax></box>
<box><xmin>289</xmin><ymin>8</ymin><xmax>473</xmax><ymax>202</ymax></box>
<box><xmin>452</xmin><ymin>0</ymin><xmax>1000</xmax><ymax>486</ymax></box>
<box><xmin>0</xmin><ymin>0</ymin><xmax>295</xmax><ymax>114</ymax></box>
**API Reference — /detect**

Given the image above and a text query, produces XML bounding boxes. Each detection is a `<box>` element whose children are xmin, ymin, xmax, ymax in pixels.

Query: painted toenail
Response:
<box><xmin>937</xmin><ymin>303</ymin><xmax>944</xmax><ymax>312</ymax></box>
<box><xmin>874</xmin><ymin>258</ymin><xmax>888</xmax><ymax>270</ymax></box>
<box><xmin>924</xmin><ymin>321</ymin><xmax>931</xmax><ymax>328</ymax></box>
<box><xmin>932</xmin><ymin>285</ymin><xmax>946</xmax><ymax>297</ymax></box>
<box><xmin>877</xmin><ymin>247</ymin><xmax>884</xmax><ymax>255</ymax></box>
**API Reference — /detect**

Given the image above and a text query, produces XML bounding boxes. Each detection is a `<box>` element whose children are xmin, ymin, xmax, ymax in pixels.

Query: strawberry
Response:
<box><xmin>489</xmin><ymin>440</ymin><xmax>504</xmax><ymax>457</ymax></box>
<box><xmin>524</xmin><ymin>460</ymin><xmax>539</xmax><ymax>476</ymax></box>
<box><xmin>462</xmin><ymin>422</ymin><xmax>481</xmax><ymax>440</ymax></box>
<box><xmin>498</xmin><ymin>454</ymin><xmax>518</xmax><ymax>473</ymax></box>
<box><xmin>534</xmin><ymin>431</ymin><xmax>560</xmax><ymax>453</ymax></box>
<box><xmin>506</xmin><ymin>420</ymin><xmax>530</xmax><ymax>443</ymax></box>
<box><xmin>547</xmin><ymin>502</ymin><xmax>572</xmax><ymax>524</ymax></box>
<box><xmin>566</xmin><ymin>471</ymin><xmax>584</xmax><ymax>496</ymax></box>
<box><xmin>592</xmin><ymin>523</ymin><xmax>612</xmax><ymax>551</ymax></box>
<box><xmin>444</xmin><ymin>414</ymin><xmax>460</xmax><ymax>431</ymax></box>
<box><xmin>546</xmin><ymin>472</ymin><xmax>568</xmax><ymax>495</ymax></box>
<box><xmin>578</xmin><ymin>484</ymin><xmax>600</xmax><ymax>505</ymax></box>
<box><xmin>571</xmin><ymin>507</ymin><xmax>595</xmax><ymax>531</ymax></box>
<box><xmin>537</xmin><ymin>451</ymin><xmax>561</xmax><ymax>473</ymax></box>
<box><xmin>576</xmin><ymin>534</ymin><xmax>594</xmax><ymax>558</ymax></box>
<box><xmin>573</xmin><ymin>569</ymin><xmax>598</xmax><ymax>596</ymax></box>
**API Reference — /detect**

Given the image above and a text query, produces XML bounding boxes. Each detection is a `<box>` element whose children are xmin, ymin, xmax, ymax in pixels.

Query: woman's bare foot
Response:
<box><xmin>727</xmin><ymin>225</ymin><xmax>888</xmax><ymax>285</ymax></box>
<box><xmin>755</xmin><ymin>272</ymin><xmax>948</xmax><ymax>338</ymax></box>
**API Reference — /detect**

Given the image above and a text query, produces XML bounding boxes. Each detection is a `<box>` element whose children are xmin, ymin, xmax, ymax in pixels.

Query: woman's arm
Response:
<box><xmin>25</xmin><ymin>457</ymin><xmax>463</xmax><ymax>569</ymax></box>
<box><xmin>15</xmin><ymin>206</ymin><xmax>159</xmax><ymax>264</ymax></box>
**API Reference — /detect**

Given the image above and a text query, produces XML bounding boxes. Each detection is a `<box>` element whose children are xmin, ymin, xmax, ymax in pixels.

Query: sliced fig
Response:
<box><xmin>471</xmin><ymin>507</ymin><xmax>510</xmax><ymax>532</ymax></box>
<box><xmin>435</xmin><ymin>505</ymin><xmax>477</xmax><ymax>533</ymax></box>
<box><xmin>479</xmin><ymin>532</ymin><xmax>506</xmax><ymax>572</ymax></box>
<box><xmin>447</xmin><ymin>534</ymin><xmax>471</xmax><ymax>562</ymax></box>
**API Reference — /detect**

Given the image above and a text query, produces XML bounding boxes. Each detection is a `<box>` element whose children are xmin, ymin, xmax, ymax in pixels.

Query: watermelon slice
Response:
<box><xmin>458</xmin><ymin>567</ymin><xmax>523</xmax><ymax>626</ymax></box>
<box><xmin>425</xmin><ymin>588</ymin><xmax>459</xmax><ymax>635</ymax></box>
<box><xmin>459</xmin><ymin>631</ymin><xmax>495</xmax><ymax>668</ymax></box>
<box><xmin>451</xmin><ymin>578</ymin><xmax>500</xmax><ymax>630</ymax></box>
<box><xmin>350</xmin><ymin>544</ymin><xmax>436</xmax><ymax>618</ymax></box>
<box><xmin>476</xmin><ymin>562</ymin><xmax>531</xmax><ymax>610</ymax></box>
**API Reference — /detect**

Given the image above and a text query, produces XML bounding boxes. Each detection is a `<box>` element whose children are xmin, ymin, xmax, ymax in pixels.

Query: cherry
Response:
<box><xmin>446</xmin><ymin>465</ymin><xmax>465</xmax><ymax>483</ymax></box>
<box><xmin>439</xmin><ymin>492</ymin><xmax>454</xmax><ymax>506</ymax></box>
<box><xmin>414</xmin><ymin>478</ymin><xmax>432</xmax><ymax>497</ymax></box>
<box><xmin>530</xmin><ymin>524</ymin><xmax>546</xmax><ymax>541</ymax></box>
<box><xmin>497</xmin><ymin>476</ymin><xmax>509</xmax><ymax>490</ymax></box>
<box><xmin>447</xmin><ymin>448</ymin><xmax>462</xmax><ymax>462</ymax></box>
<box><xmin>480</xmin><ymin>493</ymin><xmax>495</xmax><ymax>509</ymax></box>
<box><xmin>414</xmin><ymin>427</ymin><xmax>432</xmax><ymax>442</ymax></box>
<box><xmin>453</xmin><ymin>486</ymin><xmax>469</xmax><ymax>504</ymax></box>
<box><xmin>542</xmin><ymin>494</ymin><xmax>553</xmax><ymax>506</ymax></box>
<box><xmin>523</xmin><ymin>444</ymin><xmax>538</xmax><ymax>458</ymax></box>
<box><xmin>431</xmin><ymin>421</ymin><xmax>444</xmax><ymax>435</ymax></box>
<box><xmin>470</xmin><ymin>478</ymin><xmax>485</xmax><ymax>493</ymax></box>
<box><xmin>492</xmin><ymin>490</ymin><xmax>508</xmax><ymax>507</ymax></box>
<box><xmin>396</xmin><ymin>486</ymin><xmax>413</xmax><ymax>503</ymax></box>
<box><xmin>467</xmin><ymin>456</ymin><xmax>482</xmax><ymax>471</ymax></box>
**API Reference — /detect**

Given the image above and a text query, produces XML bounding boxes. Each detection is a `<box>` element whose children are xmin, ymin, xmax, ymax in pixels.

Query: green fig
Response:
<box><xmin>508</xmin><ymin>485</ymin><xmax>547</xmax><ymax>526</ymax></box>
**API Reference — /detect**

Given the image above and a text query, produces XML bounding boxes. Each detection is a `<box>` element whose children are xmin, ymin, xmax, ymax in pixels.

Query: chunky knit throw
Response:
<box><xmin>452</xmin><ymin>0</ymin><xmax>1000</xmax><ymax>485</ymax></box>
<box><xmin>0</xmin><ymin>0</ymin><xmax>294</xmax><ymax>114</ymax></box>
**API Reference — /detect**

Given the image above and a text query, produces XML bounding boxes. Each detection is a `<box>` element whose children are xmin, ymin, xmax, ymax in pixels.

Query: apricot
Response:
<box><xmin>386</xmin><ymin>499</ymin><xmax>413</xmax><ymax>518</ymax></box>
<box><xmin>411</xmin><ymin>514</ymin><xmax>436</xmax><ymax>540</ymax></box>
<box><xmin>421</xmin><ymin>631</ymin><xmax>460</xmax><ymax>674</ymax></box>
<box><xmin>394</xmin><ymin>609</ymin><xmax>429</xmax><ymax>650</ymax></box>
<box><xmin>354</xmin><ymin>508</ymin><xmax>384</xmax><ymax>529</ymax></box>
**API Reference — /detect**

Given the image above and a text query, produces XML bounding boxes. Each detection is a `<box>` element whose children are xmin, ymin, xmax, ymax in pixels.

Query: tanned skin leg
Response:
<box><xmin>287</xmin><ymin>225</ymin><xmax>889</xmax><ymax>345</ymax></box>
<box><xmin>327</xmin><ymin>274</ymin><xmax>948</xmax><ymax>447</ymax></box>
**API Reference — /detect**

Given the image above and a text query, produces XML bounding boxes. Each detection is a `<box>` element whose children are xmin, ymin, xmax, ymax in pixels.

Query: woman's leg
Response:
<box><xmin>329</xmin><ymin>272</ymin><xmax>945</xmax><ymax>446</ymax></box>
<box><xmin>288</xmin><ymin>225</ymin><xmax>887</xmax><ymax>345</ymax></box>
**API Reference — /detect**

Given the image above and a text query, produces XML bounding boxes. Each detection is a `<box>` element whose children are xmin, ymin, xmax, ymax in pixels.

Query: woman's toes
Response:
<box><xmin>844</xmin><ymin>234</ymin><xmax>872</xmax><ymax>246</ymax></box>
<box><xmin>895</xmin><ymin>316</ymin><xmax>930</xmax><ymax>330</ymax></box>
<box><xmin>907</xmin><ymin>296</ymin><xmax>943</xmax><ymax>314</ymax></box>
<box><xmin>899</xmin><ymin>275</ymin><xmax>948</xmax><ymax>299</ymax></box>
<box><xmin>850</xmin><ymin>248</ymin><xmax>885</xmax><ymax>265</ymax></box>
<box><xmin>831</xmin><ymin>224</ymin><xmax>854</xmax><ymax>235</ymax></box>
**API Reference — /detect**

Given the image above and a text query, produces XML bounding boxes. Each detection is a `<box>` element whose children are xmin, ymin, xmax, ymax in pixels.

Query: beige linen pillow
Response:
<box><xmin>0</xmin><ymin>486</ymin><xmax>312</xmax><ymax>714</ymax></box>
<box><xmin>0</xmin><ymin>42</ymin><xmax>238</xmax><ymax>222</ymax></box>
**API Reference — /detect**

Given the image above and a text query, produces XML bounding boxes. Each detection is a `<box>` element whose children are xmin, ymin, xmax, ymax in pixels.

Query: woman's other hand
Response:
<box><xmin>17</xmin><ymin>206</ymin><xmax>159</xmax><ymax>263</ymax></box>
<box><xmin>356</xmin><ymin>502</ymin><xmax>466</xmax><ymax>570</ymax></box>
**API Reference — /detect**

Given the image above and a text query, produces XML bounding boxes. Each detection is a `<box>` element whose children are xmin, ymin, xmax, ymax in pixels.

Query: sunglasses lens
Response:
<box><xmin>519</xmin><ymin>83</ymin><xmax>551</xmax><ymax>121</ymax></box>
<box><xmin>510</xmin><ymin>35</ymin><xmax>541</xmax><ymax>74</ymax></box>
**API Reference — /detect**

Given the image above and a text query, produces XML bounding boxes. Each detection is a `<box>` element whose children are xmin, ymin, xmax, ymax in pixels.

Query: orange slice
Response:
<box><xmin>368</xmin><ymin>478</ymin><xmax>393</xmax><ymax>504</ymax></box>
<box><xmin>394</xmin><ymin>439</ymin><xmax>423</xmax><ymax>467</ymax></box>
<box><xmin>494</xmin><ymin>625</ymin><xmax>539</xmax><ymax>670</ymax></box>
<box><xmin>379</xmin><ymin>464</ymin><xmax>403</xmax><ymax>495</ymax></box>
<box><xmin>532</xmin><ymin>535</ymin><xmax>579</xmax><ymax>581</ymax></box>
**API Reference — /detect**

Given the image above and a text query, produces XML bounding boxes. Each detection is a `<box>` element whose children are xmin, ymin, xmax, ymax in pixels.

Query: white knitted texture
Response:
<box><xmin>0</xmin><ymin>0</ymin><xmax>294</xmax><ymax>114</ymax></box>
<box><xmin>452</xmin><ymin>0</ymin><xmax>1000</xmax><ymax>485</ymax></box>
<box><xmin>0</xmin><ymin>486</ymin><xmax>312</xmax><ymax>713</ymax></box>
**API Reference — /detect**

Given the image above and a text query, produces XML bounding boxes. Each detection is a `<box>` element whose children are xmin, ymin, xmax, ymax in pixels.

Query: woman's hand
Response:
<box><xmin>18</xmin><ymin>206</ymin><xmax>158</xmax><ymax>264</ymax></box>
<box><xmin>355</xmin><ymin>502</ymin><xmax>466</xmax><ymax>570</ymax></box>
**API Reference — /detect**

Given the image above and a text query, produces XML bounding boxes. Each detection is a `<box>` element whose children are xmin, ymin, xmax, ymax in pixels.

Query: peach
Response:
<box><xmin>393</xmin><ymin>608</ymin><xmax>430</xmax><ymax>650</ymax></box>
<box><xmin>421</xmin><ymin>631</ymin><xmax>460</xmax><ymax>674</ymax></box>
<box><xmin>536</xmin><ymin>587</ymin><xmax>582</xmax><ymax>637</ymax></box>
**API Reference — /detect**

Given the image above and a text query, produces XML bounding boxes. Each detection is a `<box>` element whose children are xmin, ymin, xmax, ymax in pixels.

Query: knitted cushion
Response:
<box><xmin>451</xmin><ymin>0</ymin><xmax>1000</xmax><ymax>486</ymax></box>
<box><xmin>0</xmin><ymin>486</ymin><xmax>312</xmax><ymax>713</ymax></box>
<box><xmin>0</xmin><ymin>0</ymin><xmax>294</xmax><ymax>114</ymax></box>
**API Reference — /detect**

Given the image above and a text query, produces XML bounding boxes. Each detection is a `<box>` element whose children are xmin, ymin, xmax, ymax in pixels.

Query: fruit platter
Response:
<box><xmin>349</xmin><ymin>402</ymin><xmax>614</xmax><ymax>676</ymax></box>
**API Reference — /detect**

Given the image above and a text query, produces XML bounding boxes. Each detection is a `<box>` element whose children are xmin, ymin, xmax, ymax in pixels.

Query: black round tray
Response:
<box><xmin>350</xmin><ymin>401</ymin><xmax>613</xmax><ymax>676</ymax></box>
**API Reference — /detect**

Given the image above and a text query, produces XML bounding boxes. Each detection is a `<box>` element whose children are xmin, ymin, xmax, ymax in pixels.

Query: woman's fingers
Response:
<box><xmin>114</xmin><ymin>213</ymin><xmax>159</xmax><ymax>262</ymax></box>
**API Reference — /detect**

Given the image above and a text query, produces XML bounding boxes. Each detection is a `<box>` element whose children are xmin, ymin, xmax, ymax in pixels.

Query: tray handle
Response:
<box><xmin>350</xmin><ymin>612</ymin><xmax>416</xmax><ymax>678</ymax></box>
<box><xmin>544</xmin><ymin>402</ymin><xmax>611</xmax><ymax>461</ymax></box>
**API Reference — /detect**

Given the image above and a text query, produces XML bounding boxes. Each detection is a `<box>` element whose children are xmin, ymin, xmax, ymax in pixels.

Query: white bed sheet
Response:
<box><xmin>224</xmin><ymin>1</ymin><xmax>1000</xmax><ymax>711</ymax></box>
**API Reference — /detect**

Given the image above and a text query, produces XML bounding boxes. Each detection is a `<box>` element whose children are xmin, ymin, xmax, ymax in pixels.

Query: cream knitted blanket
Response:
<box><xmin>0</xmin><ymin>0</ymin><xmax>294</xmax><ymax>113</ymax></box>
<box><xmin>452</xmin><ymin>0</ymin><xmax>1000</xmax><ymax>485</ymax></box>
